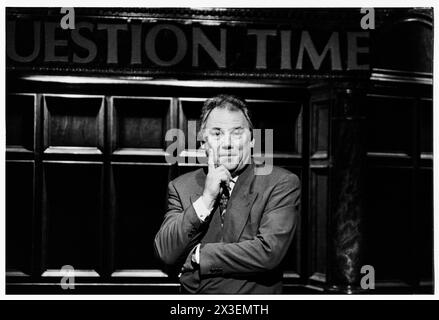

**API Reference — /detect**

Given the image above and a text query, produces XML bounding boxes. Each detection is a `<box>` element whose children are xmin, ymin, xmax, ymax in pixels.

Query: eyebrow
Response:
<box><xmin>208</xmin><ymin>126</ymin><xmax>245</xmax><ymax>131</ymax></box>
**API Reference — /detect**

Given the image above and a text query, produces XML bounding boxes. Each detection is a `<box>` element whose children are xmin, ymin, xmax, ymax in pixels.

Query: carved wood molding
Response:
<box><xmin>6</xmin><ymin>8</ymin><xmax>432</xmax><ymax>28</ymax></box>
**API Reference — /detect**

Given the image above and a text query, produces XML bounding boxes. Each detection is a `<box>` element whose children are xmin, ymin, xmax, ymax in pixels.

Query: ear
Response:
<box><xmin>198</xmin><ymin>130</ymin><xmax>206</xmax><ymax>148</ymax></box>
<box><xmin>200</xmin><ymin>139</ymin><xmax>211</xmax><ymax>154</ymax></box>
<box><xmin>250</xmin><ymin>137</ymin><xmax>255</xmax><ymax>148</ymax></box>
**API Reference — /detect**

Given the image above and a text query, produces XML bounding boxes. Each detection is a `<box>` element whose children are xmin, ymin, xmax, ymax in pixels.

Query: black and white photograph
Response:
<box><xmin>3</xmin><ymin>5</ymin><xmax>435</xmax><ymax>298</ymax></box>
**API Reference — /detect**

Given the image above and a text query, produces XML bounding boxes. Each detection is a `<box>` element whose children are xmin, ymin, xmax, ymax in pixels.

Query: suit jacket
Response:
<box><xmin>154</xmin><ymin>163</ymin><xmax>300</xmax><ymax>294</ymax></box>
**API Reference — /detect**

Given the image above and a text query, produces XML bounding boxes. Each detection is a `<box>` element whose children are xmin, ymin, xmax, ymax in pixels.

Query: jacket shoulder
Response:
<box><xmin>170</xmin><ymin>168</ymin><xmax>204</xmax><ymax>190</ymax></box>
<box><xmin>256</xmin><ymin>165</ymin><xmax>300</xmax><ymax>186</ymax></box>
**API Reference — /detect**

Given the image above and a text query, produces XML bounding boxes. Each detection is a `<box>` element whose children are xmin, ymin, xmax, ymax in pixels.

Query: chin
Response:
<box><xmin>222</xmin><ymin>163</ymin><xmax>238</xmax><ymax>171</ymax></box>
<box><xmin>218</xmin><ymin>159</ymin><xmax>236</xmax><ymax>170</ymax></box>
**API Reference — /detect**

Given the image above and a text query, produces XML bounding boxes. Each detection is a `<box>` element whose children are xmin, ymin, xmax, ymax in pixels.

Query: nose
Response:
<box><xmin>221</xmin><ymin>132</ymin><xmax>232</xmax><ymax>149</ymax></box>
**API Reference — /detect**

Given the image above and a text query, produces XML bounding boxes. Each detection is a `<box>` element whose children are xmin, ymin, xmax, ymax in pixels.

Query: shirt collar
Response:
<box><xmin>229</xmin><ymin>175</ymin><xmax>239</xmax><ymax>193</ymax></box>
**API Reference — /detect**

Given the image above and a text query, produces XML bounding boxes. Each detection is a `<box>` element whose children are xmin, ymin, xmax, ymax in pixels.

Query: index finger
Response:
<box><xmin>216</xmin><ymin>143</ymin><xmax>221</xmax><ymax>168</ymax></box>
<box><xmin>208</xmin><ymin>148</ymin><xmax>215</xmax><ymax>172</ymax></box>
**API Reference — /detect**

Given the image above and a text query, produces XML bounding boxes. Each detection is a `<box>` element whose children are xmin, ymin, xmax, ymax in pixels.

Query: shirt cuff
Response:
<box><xmin>194</xmin><ymin>244</ymin><xmax>200</xmax><ymax>264</ymax></box>
<box><xmin>193</xmin><ymin>196</ymin><xmax>211</xmax><ymax>222</ymax></box>
<box><xmin>190</xmin><ymin>243</ymin><xmax>201</xmax><ymax>265</ymax></box>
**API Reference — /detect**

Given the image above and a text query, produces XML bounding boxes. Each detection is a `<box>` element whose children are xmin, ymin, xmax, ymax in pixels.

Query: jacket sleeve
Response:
<box><xmin>199</xmin><ymin>174</ymin><xmax>300</xmax><ymax>277</ymax></box>
<box><xmin>154</xmin><ymin>181</ymin><xmax>207</xmax><ymax>266</ymax></box>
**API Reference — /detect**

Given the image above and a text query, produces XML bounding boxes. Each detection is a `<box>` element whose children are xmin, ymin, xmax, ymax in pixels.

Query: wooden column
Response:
<box><xmin>327</xmin><ymin>83</ymin><xmax>366</xmax><ymax>293</ymax></box>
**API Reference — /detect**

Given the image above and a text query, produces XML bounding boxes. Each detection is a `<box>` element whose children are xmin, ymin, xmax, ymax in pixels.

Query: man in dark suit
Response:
<box><xmin>154</xmin><ymin>95</ymin><xmax>300</xmax><ymax>294</ymax></box>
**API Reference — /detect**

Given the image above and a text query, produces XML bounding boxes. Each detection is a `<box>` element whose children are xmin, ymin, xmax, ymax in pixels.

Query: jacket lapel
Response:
<box><xmin>189</xmin><ymin>168</ymin><xmax>207</xmax><ymax>204</ymax></box>
<box><xmin>223</xmin><ymin>164</ymin><xmax>257</xmax><ymax>243</ymax></box>
<box><xmin>188</xmin><ymin>164</ymin><xmax>258</xmax><ymax>243</ymax></box>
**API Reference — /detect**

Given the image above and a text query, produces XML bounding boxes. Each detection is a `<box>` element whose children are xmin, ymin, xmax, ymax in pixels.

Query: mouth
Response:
<box><xmin>219</xmin><ymin>153</ymin><xmax>238</xmax><ymax>156</ymax></box>
<box><xmin>219</xmin><ymin>154</ymin><xmax>238</xmax><ymax>158</ymax></box>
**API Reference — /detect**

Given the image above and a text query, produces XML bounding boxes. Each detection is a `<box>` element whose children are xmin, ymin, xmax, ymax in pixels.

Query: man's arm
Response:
<box><xmin>198</xmin><ymin>174</ymin><xmax>300</xmax><ymax>277</ymax></box>
<box><xmin>154</xmin><ymin>181</ymin><xmax>207</xmax><ymax>266</ymax></box>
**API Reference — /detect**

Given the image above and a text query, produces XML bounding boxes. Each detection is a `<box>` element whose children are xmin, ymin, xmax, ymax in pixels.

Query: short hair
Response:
<box><xmin>199</xmin><ymin>95</ymin><xmax>254</xmax><ymax>136</ymax></box>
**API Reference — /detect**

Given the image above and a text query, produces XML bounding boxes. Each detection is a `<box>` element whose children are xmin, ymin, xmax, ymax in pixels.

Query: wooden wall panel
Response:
<box><xmin>42</xmin><ymin>162</ymin><xmax>103</xmax><ymax>273</ymax></box>
<box><xmin>249</xmin><ymin>100</ymin><xmax>302</xmax><ymax>155</ymax></box>
<box><xmin>5</xmin><ymin>81</ymin><xmax>432</xmax><ymax>293</ymax></box>
<box><xmin>308</xmin><ymin>169</ymin><xmax>328</xmax><ymax>283</ymax></box>
<box><xmin>179</xmin><ymin>99</ymin><xmax>204</xmax><ymax>153</ymax></box>
<box><xmin>363</xmin><ymin>168</ymin><xmax>412</xmax><ymax>283</ymax></box>
<box><xmin>279</xmin><ymin>167</ymin><xmax>302</xmax><ymax>280</ymax></box>
<box><xmin>419</xmin><ymin>99</ymin><xmax>433</xmax><ymax>155</ymax></box>
<box><xmin>112</xmin><ymin>97</ymin><xmax>172</xmax><ymax>151</ymax></box>
<box><xmin>44</xmin><ymin>95</ymin><xmax>104</xmax><ymax>153</ymax></box>
<box><xmin>417</xmin><ymin>169</ymin><xmax>433</xmax><ymax>282</ymax></box>
<box><xmin>365</xmin><ymin>95</ymin><xmax>414</xmax><ymax>156</ymax></box>
<box><xmin>6</xmin><ymin>161</ymin><xmax>34</xmax><ymax>275</ymax></box>
<box><xmin>111</xmin><ymin>164</ymin><xmax>170</xmax><ymax>271</ymax></box>
<box><xmin>180</xmin><ymin>99</ymin><xmax>203</xmax><ymax>134</ymax></box>
<box><xmin>373</xmin><ymin>20</ymin><xmax>432</xmax><ymax>73</ymax></box>
<box><xmin>6</xmin><ymin>94</ymin><xmax>35</xmax><ymax>152</ymax></box>
<box><xmin>310</xmin><ymin>101</ymin><xmax>329</xmax><ymax>159</ymax></box>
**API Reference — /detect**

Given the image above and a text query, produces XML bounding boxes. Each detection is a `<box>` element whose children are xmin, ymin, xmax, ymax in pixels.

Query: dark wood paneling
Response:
<box><xmin>419</xmin><ymin>98</ymin><xmax>432</xmax><ymax>155</ymax></box>
<box><xmin>6</xmin><ymin>94</ymin><xmax>35</xmax><ymax>152</ymax></box>
<box><xmin>6</xmin><ymin>161</ymin><xmax>34</xmax><ymax>275</ymax></box>
<box><xmin>42</xmin><ymin>162</ymin><xmax>103</xmax><ymax>272</ymax></box>
<box><xmin>5</xmin><ymin>77</ymin><xmax>432</xmax><ymax>293</ymax></box>
<box><xmin>363</xmin><ymin>168</ymin><xmax>412</xmax><ymax>283</ymax></box>
<box><xmin>279</xmin><ymin>167</ymin><xmax>303</xmax><ymax>280</ymax></box>
<box><xmin>112</xmin><ymin>97</ymin><xmax>172</xmax><ymax>151</ymax></box>
<box><xmin>308</xmin><ymin>168</ymin><xmax>328</xmax><ymax>283</ymax></box>
<box><xmin>111</xmin><ymin>164</ymin><xmax>170</xmax><ymax>270</ymax></box>
<box><xmin>365</xmin><ymin>95</ymin><xmax>414</xmax><ymax>157</ymax></box>
<box><xmin>249</xmin><ymin>100</ymin><xmax>303</xmax><ymax>155</ymax></box>
<box><xmin>417</xmin><ymin>169</ymin><xmax>433</xmax><ymax>282</ymax></box>
<box><xmin>179</xmin><ymin>99</ymin><xmax>204</xmax><ymax>151</ymax></box>
<box><xmin>44</xmin><ymin>95</ymin><xmax>104</xmax><ymax>152</ymax></box>
<box><xmin>373</xmin><ymin>20</ymin><xmax>432</xmax><ymax>73</ymax></box>
<box><xmin>310</xmin><ymin>100</ymin><xmax>329</xmax><ymax>159</ymax></box>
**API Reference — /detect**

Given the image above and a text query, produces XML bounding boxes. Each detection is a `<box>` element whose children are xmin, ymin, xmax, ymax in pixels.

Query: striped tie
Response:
<box><xmin>219</xmin><ymin>185</ymin><xmax>230</xmax><ymax>227</ymax></box>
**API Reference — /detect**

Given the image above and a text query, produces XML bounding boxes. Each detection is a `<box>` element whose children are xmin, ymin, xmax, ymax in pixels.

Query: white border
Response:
<box><xmin>1</xmin><ymin>1</ymin><xmax>437</xmax><ymax>301</ymax></box>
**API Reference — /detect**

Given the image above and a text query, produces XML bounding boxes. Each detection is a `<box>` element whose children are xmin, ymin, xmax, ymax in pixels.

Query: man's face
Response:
<box><xmin>202</xmin><ymin>106</ymin><xmax>254</xmax><ymax>174</ymax></box>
